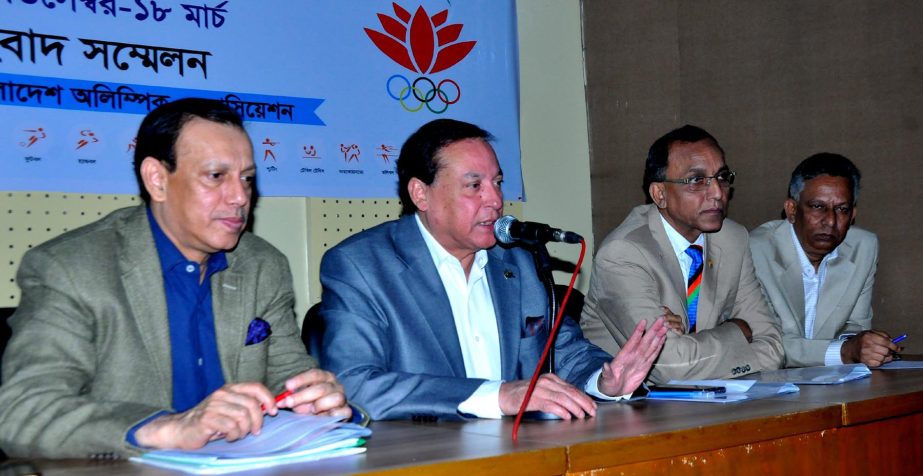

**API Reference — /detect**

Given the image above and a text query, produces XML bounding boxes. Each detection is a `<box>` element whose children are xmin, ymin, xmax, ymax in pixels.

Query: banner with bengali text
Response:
<box><xmin>0</xmin><ymin>0</ymin><xmax>521</xmax><ymax>198</ymax></box>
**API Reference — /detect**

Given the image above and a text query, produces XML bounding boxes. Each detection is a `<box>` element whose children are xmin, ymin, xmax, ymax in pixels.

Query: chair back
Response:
<box><xmin>0</xmin><ymin>308</ymin><xmax>13</xmax><ymax>383</ymax></box>
<box><xmin>0</xmin><ymin>307</ymin><xmax>13</xmax><ymax>461</ymax></box>
<box><xmin>301</xmin><ymin>302</ymin><xmax>325</xmax><ymax>361</ymax></box>
<box><xmin>553</xmin><ymin>285</ymin><xmax>585</xmax><ymax>324</ymax></box>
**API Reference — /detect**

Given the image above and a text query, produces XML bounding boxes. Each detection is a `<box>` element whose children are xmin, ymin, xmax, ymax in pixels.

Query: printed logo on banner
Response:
<box><xmin>364</xmin><ymin>3</ymin><xmax>476</xmax><ymax>114</ymax></box>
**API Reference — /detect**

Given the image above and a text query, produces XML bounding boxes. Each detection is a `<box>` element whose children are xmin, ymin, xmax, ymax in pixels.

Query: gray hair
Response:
<box><xmin>788</xmin><ymin>153</ymin><xmax>861</xmax><ymax>205</ymax></box>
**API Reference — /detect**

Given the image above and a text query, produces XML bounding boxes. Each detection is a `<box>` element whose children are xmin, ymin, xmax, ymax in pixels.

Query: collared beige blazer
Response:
<box><xmin>581</xmin><ymin>204</ymin><xmax>784</xmax><ymax>383</ymax></box>
<box><xmin>749</xmin><ymin>219</ymin><xmax>877</xmax><ymax>367</ymax></box>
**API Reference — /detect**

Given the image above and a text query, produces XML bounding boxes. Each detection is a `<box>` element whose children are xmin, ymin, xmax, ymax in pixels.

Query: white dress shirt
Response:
<box><xmin>788</xmin><ymin>223</ymin><xmax>845</xmax><ymax>366</ymax></box>
<box><xmin>660</xmin><ymin>214</ymin><xmax>707</xmax><ymax>288</ymax></box>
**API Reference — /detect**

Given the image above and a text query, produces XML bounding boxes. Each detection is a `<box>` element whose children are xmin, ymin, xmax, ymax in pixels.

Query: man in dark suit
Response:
<box><xmin>0</xmin><ymin>98</ymin><xmax>351</xmax><ymax>458</ymax></box>
<box><xmin>750</xmin><ymin>153</ymin><xmax>898</xmax><ymax>367</ymax></box>
<box><xmin>319</xmin><ymin>119</ymin><xmax>666</xmax><ymax>421</ymax></box>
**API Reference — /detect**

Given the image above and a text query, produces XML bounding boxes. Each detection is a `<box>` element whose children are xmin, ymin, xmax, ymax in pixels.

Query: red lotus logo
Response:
<box><xmin>365</xmin><ymin>3</ymin><xmax>476</xmax><ymax>113</ymax></box>
<box><xmin>365</xmin><ymin>3</ymin><xmax>475</xmax><ymax>74</ymax></box>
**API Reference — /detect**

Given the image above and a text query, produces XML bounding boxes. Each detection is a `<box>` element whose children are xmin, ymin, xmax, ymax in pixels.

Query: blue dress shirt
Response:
<box><xmin>147</xmin><ymin>209</ymin><xmax>228</xmax><ymax>412</ymax></box>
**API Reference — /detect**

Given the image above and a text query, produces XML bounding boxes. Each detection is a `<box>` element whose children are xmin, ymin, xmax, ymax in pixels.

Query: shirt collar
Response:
<box><xmin>659</xmin><ymin>212</ymin><xmax>706</xmax><ymax>259</ymax></box>
<box><xmin>147</xmin><ymin>207</ymin><xmax>228</xmax><ymax>275</ymax></box>
<box><xmin>788</xmin><ymin>221</ymin><xmax>838</xmax><ymax>276</ymax></box>
<box><xmin>414</xmin><ymin>213</ymin><xmax>488</xmax><ymax>272</ymax></box>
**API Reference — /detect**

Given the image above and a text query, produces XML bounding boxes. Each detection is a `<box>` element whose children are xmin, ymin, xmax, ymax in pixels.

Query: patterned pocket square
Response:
<box><xmin>524</xmin><ymin>315</ymin><xmax>546</xmax><ymax>337</ymax></box>
<box><xmin>245</xmin><ymin>317</ymin><xmax>272</xmax><ymax>345</ymax></box>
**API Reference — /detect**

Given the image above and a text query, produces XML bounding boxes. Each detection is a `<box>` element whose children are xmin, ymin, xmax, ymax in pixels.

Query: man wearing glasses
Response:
<box><xmin>580</xmin><ymin>125</ymin><xmax>784</xmax><ymax>384</ymax></box>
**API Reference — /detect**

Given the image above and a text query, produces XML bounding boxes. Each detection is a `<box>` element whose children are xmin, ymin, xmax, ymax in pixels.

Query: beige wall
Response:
<box><xmin>583</xmin><ymin>0</ymin><xmax>923</xmax><ymax>353</ymax></box>
<box><xmin>517</xmin><ymin>0</ymin><xmax>595</xmax><ymax>290</ymax></box>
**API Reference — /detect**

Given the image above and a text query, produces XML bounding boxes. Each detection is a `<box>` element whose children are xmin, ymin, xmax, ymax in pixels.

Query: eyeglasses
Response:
<box><xmin>661</xmin><ymin>171</ymin><xmax>735</xmax><ymax>192</ymax></box>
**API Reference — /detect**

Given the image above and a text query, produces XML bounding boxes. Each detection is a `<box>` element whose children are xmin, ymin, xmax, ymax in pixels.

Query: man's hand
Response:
<box><xmin>660</xmin><ymin>306</ymin><xmax>685</xmax><ymax>335</ymax></box>
<box><xmin>134</xmin><ymin>382</ymin><xmax>275</xmax><ymax>450</ymax></box>
<box><xmin>725</xmin><ymin>318</ymin><xmax>753</xmax><ymax>343</ymax></box>
<box><xmin>276</xmin><ymin>369</ymin><xmax>352</xmax><ymax>420</ymax></box>
<box><xmin>841</xmin><ymin>330</ymin><xmax>898</xmax><ymax>367</ymax></box>
<box><xmin>499</xmin><ymin>374</ymin><xmax>597</xmax><ymax>419</ymax></box>
<box><xmin>598</xmin><ymin>317</ymin><xmax>668</xmax><ymax>396</ymax></box>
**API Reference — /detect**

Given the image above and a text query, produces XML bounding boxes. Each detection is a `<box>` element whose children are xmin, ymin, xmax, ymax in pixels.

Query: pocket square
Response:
<box><xmin>524</xmin><ymin>315</ymin><xmax>546</xmax><ymax>337</ymax></box>
<box><xmin>245</xmin><ymin>317</ymin><xmax>272</xmax><ymax>345</ymax></box>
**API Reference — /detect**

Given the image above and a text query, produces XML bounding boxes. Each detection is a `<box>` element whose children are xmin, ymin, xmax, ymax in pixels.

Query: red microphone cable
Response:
<box><xmin>512</xmin><ymin>239</ymin><xmax>587</xmax><ymax>442</ymax></box>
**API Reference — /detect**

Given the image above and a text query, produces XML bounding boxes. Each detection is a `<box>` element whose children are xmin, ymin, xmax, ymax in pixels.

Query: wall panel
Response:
<box><xmin>583</xmin><ymin>0</ymin><xmax>923</xmax><ymax>351</ymax></box>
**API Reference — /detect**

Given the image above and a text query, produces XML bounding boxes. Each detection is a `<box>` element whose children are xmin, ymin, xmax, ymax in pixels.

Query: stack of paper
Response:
<box><xmin>646</xmin><ymin>379</ymin><xmax>799</xmax><ymax>403</ymax></box>
<box><xmin>878</xmin><ymin>360</ymin><xmax>923</xmax><ymax>370</ymax></box>
<box><xmin>130</xmin><ymin>411</ymin><xmax>371</xmax><ymax>474</ymax></box>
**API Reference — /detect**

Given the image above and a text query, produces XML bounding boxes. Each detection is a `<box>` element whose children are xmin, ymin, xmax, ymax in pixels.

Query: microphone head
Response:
<box><xmin>494</xmin><ymin>215</ymin><xmax>517</xmax><ymax>244</ymax></box>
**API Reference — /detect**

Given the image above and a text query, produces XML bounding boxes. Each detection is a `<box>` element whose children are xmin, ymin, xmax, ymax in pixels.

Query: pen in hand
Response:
<box><xmin>261</xmin><ymin>389</ymin><xmax>293</xmax><ymax>412</ymax></box>
<box><xmin>890</xmin><ymin>334</ymin><xmax>907</xmax><ymax>360</ymax></box>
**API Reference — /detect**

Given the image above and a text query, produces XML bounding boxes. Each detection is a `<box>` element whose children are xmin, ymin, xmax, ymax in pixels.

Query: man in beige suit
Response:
<box><xmin>0</xmin><ymin>98</ymin><xmax>351</xmax><ymax>458</ymax></box>
<box><xmin>750</xmin><ymin>153</ymin><xmax>898</xmax><ymax>368</ymax></box>
<box><xmin>581</xmin><ymin>125</ymin><xmax>783</xmax><ymax>383</ymax></box>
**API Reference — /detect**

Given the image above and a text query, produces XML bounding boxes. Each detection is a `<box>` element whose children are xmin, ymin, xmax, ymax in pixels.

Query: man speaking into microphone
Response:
<box><xmin>318</xmin><ymin>119</ymin><xmax>666</xmax><ymax>421</ymax></box>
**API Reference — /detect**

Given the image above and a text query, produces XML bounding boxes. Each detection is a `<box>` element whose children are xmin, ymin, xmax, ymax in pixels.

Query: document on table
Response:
<box><xmin>644</xmin><ymin>379</ymin><xmax>799</xmax><ymax>403</ymax></box>
<box><xmin>877</xmin><ymin>360</ymin><xmax>923</xmax><ymax>370</ymax></box>
<box><xmin>756</xmin><ymin>363</ymin><xmax>871</xmax><ymax>385</ymax></box>
<box><xmin>130</xmin><ymin>411</ymin><xmax>371</xmax><ymax>474</ymax></box>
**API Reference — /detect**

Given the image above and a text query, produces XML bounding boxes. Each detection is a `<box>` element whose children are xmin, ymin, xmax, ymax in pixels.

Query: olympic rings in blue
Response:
<box><xmin>387</xmin><ymin>74</ymin><xmax>411</xmax><ymax>100</ymax></box>
<box><xmin>386</xmin><ymin>74</ymin><xmax>461</xmax><ymax>114</ymax></box>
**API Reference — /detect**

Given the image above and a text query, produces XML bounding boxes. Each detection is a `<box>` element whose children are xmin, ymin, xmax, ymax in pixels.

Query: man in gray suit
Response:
<box><xmin>581</xmin><ymin>125</ymin><xmax>784</xmax><ymax>383</ymax></box>
<box><xmin>750</xmin><ymin>153</ymin><xmax>899</xmax><ymax>367</ymax></box>
<box><xmin>320</xmin><ymin>119</ymin><xmax>667</xmax><ymax>421</ymax></box>
<box><xmin>0</xmin><ymin>98</ymin><xmax>351</xmax><ymax>458</ymax></box>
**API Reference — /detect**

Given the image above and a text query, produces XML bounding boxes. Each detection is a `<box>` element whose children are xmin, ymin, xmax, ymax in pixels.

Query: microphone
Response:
<box><xmin>493</xmin><ymin>215</ymin><xmax>583</xmax><ymax>245</ymax></box>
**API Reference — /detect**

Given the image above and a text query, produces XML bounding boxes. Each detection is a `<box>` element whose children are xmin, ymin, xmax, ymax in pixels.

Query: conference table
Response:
<box><xmin>16</xmin><ymin>364</ymin><xmax>923</xmax><ymax>475</ymax></box>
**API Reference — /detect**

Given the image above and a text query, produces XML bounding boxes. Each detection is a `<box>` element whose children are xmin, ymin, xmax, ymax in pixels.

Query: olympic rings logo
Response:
<box><xmin>387</xmin><ymin>74</ymin><xmax>461</xmax><ymax>114</ymax></box>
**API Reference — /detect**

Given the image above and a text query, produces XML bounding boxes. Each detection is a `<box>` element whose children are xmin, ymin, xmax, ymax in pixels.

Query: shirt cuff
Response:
<box><xmin>825</xmin><ymin>339</ymin><xmax>846</xmax><ymax>366</ymax></box>
<box><xmin>457</xmin><ymin>380</ymin><xmax>504</xmax><ymax>419</ymax></box>
<box><xmin>126</xmin><ymin>411</ymin><xmax>171</xmax><ymax>448</ymax></box>
<box><xmin>584</xmin><ymin>368</ymin><xmax>631</xmax><ymax>401</ymax></box>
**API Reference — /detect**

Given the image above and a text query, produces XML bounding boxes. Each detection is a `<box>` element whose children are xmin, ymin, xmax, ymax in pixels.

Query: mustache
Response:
<box><xmin>216</xmin><ymin>208</ymin><xmax>248</xmax><ymax>220</ymax></box>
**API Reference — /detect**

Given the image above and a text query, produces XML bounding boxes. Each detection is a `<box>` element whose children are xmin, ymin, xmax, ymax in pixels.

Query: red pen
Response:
<box><xmin>261</xmin><ymin>389</ymin><xmax>293</xmax><ymax>412</ymax></box>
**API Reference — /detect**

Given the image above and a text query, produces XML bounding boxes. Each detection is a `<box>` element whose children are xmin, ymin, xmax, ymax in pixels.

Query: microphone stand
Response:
<box><xmin>525</xmin><ymin>241</ymin><xmax>558</xmax><ymax>375</ymax></box>
<box><xmin>511</xmin><ymin>238</ymin><xmax>588</xmax><ymax>437</ymax></box>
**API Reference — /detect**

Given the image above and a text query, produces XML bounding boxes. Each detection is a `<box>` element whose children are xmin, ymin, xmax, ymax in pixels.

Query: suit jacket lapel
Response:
<box><xmin>816</xmin><ymin>240</ymin><xmax>856</xmax><ymax>335</ymax></box>
<box><xmin>118</xmin><ymin>206</ymin><xmax>172</xmax><ymax>401</ymax></box>
<box><xmin>647</xmin><ymin>208</ymin><xmax>686</xmax><ymax>300</ymax></box>
<box><xmin>773</xmin><ymin>223</ymin><xmax>807</xmax><ymax>335</ymax></box>
<box><xmin>486</xmin><ymin>248</ymin><xmax>521</xmax><ymax>381</ymax></box>
<box><xmin>393</xmin><ymin>216</ymin><xmax>467</xmax><ymax>377</ymax></box>
<box><xmin>647</xmin><ymin>207</ymin><xmax>698</xmax><ymax>324</ymax></box>
<box><xmin>212</xmin><ymin>262</ymin><xmax>245</xmax><ymax>381</ymax></box>
<box><xmin>698</xmin><ymin>235</ymin><xmax>719</xmax><ymax>329</ymax></box>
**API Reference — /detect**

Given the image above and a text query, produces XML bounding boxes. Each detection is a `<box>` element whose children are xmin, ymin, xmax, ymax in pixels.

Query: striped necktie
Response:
<box><xmin>685</xmin><ymin>245</ymin><xmax>704</xmax><ymax>333</ymax></box>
